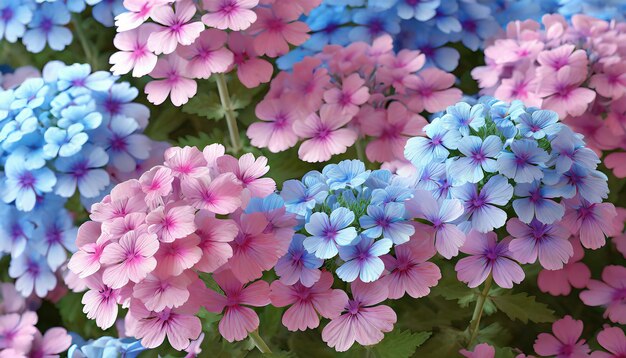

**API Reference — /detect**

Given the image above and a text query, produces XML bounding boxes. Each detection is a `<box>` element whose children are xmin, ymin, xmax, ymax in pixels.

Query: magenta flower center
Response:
<box><xmin>220</xmin><ymin>1</ymin><xmax>238</xmax><ymax>14</ymax></box>
<box><xmin>18</xmin><ymin>172</ymin><xmax>36</xmax><ymax>189</ymax></box>
<box><xmin>104</xmin><ymin>98</ymin><xmax>121</xmax><ymax>115</ymax></box>
<box><xmin>368</xmin><ymin>19</ymin><xmax>384</xmax><ymax>35</ymax></box>
<box><xmin>40</xmin><ymin>18</ymin><xmax>53</xmax><ymax>33</ymax></box>
<box><xmin>27</xmin><ymin>259</ymin><xmax>40</xmax><ymax>276</ymax></box>
<box><xmin>110</xmin><ymin>135</ymin><xmax>128</xmax><ymax>151</ymax></box>
<box><xmin>347</xmin><ymin>300</ymin><xmax>361</xmax><ymax>315</ymax></box>
<box><xmin>265</xmin><ymin>18</ymin><xmax>285</xmax><ymax>32</ymax></box>
<box><xmin>1</xmin><ymin>8</ymin><xmax>13</xmax><ymax>21</ymax></box>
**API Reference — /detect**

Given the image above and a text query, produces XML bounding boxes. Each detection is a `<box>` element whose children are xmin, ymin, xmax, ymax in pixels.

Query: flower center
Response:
<box><xmin>19</xmin><ymin>172</ymin><xmax>36</xmax><ymax>188</ymax></box>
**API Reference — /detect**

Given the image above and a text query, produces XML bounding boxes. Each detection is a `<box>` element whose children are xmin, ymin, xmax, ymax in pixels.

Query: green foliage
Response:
<box><xmin>368</xmin><ymin>330</ymin><xmax>432</xmax><ymax>358</ymax></box>
<box><xmin>491</xmin><ymin>293</ymin><xmax>557</xmax><ymax>324</ymax></box>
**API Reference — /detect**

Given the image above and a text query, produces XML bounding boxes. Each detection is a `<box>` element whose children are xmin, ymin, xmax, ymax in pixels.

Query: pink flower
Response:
<box><xmin>293</xmin><ymin>104</ymin><xmax>358</xmax><ymax>163</ymax></box>
<box><xmin>404</xmin><ymin>68</ymin><xmax>462</xmax><ymax>113</ymax></box>
<box><xmin>193</xmin><ymin>215</ymin><xmax>238</xmax><ymax>273</ymax></box>
<box><xmin>227</xmin><ymin>32</ymin><xmax>273</xmax><ymax>88</ymax></box>
<box><xmin>145</xmin><ymin>55</ymin><xmax>197</xmax><ymax>106</ymax></box>
<box><xmin>100</xmin><ymin>230</ymin><xmax>159</xmax><ymax>289</ymax></box>
<box><xmin>82</xmin><ymin>273</ymin><xmax>120</xmax><ymax>329</ymax></box>
<box><xmin>0</xmin><ymin>283</ymin><xmax>25</xmax><ymax>314</ymax></box>
<box><xmin>228</xmin><ymin>213</ymin><xmax>280</xmax><ymax>283</ymax></box>
<box><xmin>322</xmin><ymin>280</ymin><xmax>396</xmax><ymax>352</ymax></box>
<box><xmin>537</xmin><ymin>237</ymin><xmax>591</xmax><ymax>296</ymax></box>
<box><xmin>381</xmin><ymin>228</ymin><xmax>441</xmax><ymax>299</ymax></box>
<box><xmin>68</xmin><ymin>222</ymin><xmax>108</xmax><ymax>278</ymax></box>
<box><xmin>205</xmin><ymin>269</ymin><xmax>270</xmax><ymax>342</ymax></box>
<box><xmin>164</xmin><ymin>146</ymin><xmax>208</xmax><ymax>179</ymax></box>
<box><xmin>460</xmin><ymin>343</ymin><xmax>495</xmax><ymax>358</ymax></box>
<box><xmin>533</xmin><ymin>315</ymin><xmax>590</xmax><ymax>357</ymax></box>
<box><xmin>201</xmin><ymin>0</ymin><xmax>258</xmax><ymax>31</ymax></box>
<box><xmin>153</xmin><ymin>233</ymin><xmax>202</xmax><ymax>276</ymax></box>
<box><xmin>180</xmin><ymin>173</ymin><xmax>243</xmax><ymax>214</ymax></box>
<box><xmin>536</xmin><ymin>44</ymin><xmax>588</xmax><ymax>81</ymax></box>
<box><xmin>217</xmin><ymin>153</ymin><xmax>276</xmax><ymax>198</ymax></box>
<box><xmin>494</xmin><ymin>68</ymin><xmax>543</xmax><ymax>108</ymax></box>
<box><xmin>115</xmin><ymin>0</ymin><xmax>170</xmax><ymax>32</ymax></box>
<box><xmin>377</xmin><ymin>50</ymin><xmax>426</xmax><ymax>91</ymax></box>
<box><xmin>146</xmin><ymin>204</ymin><xmax>196</xmax><ymax>242</ymax></box>
<box><xmin>323</xmin><ymin>73</ymin><xmax>370</xmax><ymax>116</ymax></box>
<box><xmin>605</xmin><ymin>153</ymin><xmax>626</xmax><ymax>179</ymax></box>
<box><xmin>361</xmin><ymin>102</ymin><xmax>427</xmax><ymax>163</ymax></box>
<box><xmin>110</xmin><ymin>23</ymin><xmax>159</xmax><ymax>77</ymax></box>
<box><xmin>485</xmin><ymin>39</ymin><xmax>544</xmax><ymax>65</ymax></box>
<box><xmin>90</xmin><ymin>181</ymin><xmax>145</xmax><ymax>222</ymax></box>
<box><xmin>177</xmin><ymin>29</ymin><xmax>234</xmax><ymax>79</ymax></box>
<box><xmin>538</xmin><ymin>67</ymin><xmax>596</xmax><ymax>118</ymax></box>
<box><xmin>27</xmin><ymin>328</ymin><xmax>72</xmax><ymax>358</ymax></box>
<box><xmin>592</xmin><ymin>326</ymin><xmax>626</xmax><ymax>358</ymax></box>
<box><xmin>456</xmin><ymin>231</ymin><xmax>525</xmax><ymax>289</ymax></box>
<box><xmin>139</xmin><ymin>166</ymin><xmax>174</xmax><ymax>207</ymax></box>
<box><xmin>132</xmin><ymin>271</ymin><xmax>194</xmax><ymax>311</ymax></box>
<box><xmin>0</xmin><ymin>312</ymin><xmax>37</xmax><ymax>353</ymax></box>
<box><xmin>147</xmin><ymin>0</ymin><xmax>205</xmax><ymax>55</ymax></box>
<box><xmin>130</xmin><ymin>299</ymin><xmax>202</xmax><ymax>350</ymax></box>
<box><xmin>561</xmin><ymin>197</ymin><xmax>617</xmax><ymax>250</ymax></box>
<box><xmin>590</xmin><ymin>63</ymin><xmax>626</xmax><ymax>99</ymax></box>
<box><xmin>270</xmin><ymin>271</ymin><xmax>348</xmax><ymax>331</ymax></box>
<box><xmin>580</xmin><ymin>265</ymin><xmax>626</xmax><ymax>324</ymax></box>
<box><xmin>246</xmin><ymin>98</ymin><xmax>299</xmax><ymax>153</ymax></box>
<box><xmin>248</xmin><ymin>4</ymin><xmax>310</xmax><ymax>57</ymax></box>
<box><xmin>507</xmin><ymin>218</ymin><xmax>573</xmax><ymax>270</ymax></box>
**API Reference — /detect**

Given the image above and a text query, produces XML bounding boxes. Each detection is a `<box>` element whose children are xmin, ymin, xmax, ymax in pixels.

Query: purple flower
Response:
<box><xmin>54</xmin><ymin>145</ymin><xmax>110</xmax><ymax>198</ymax></box>
<box><xmin>94</xmin><ymin>116</ymin><xmax>151</xmax><ymax>173</ymax></box>
<box><xmin>455</xmin><ymin>231</ymin><xmax>525</xmax><ymax>288</ymax></box>
<box><xmin>518</xmin><ymin>110</ymin><xmax>560</xmax><ymax>140</ymax></box>
<box><xmin>359</xmin><ymin>202</ymin><xmax>415</xmax><ymax>245</ymax></box>
<box><xmin>512</xmin><ymin>180</ymin><xmax>564</xmax><ymax>224</ymax></box>
<box><xmin>33</xmin><ymin>208</ymin><xmax>77</xmax><ymax>271</ymax></box>
<box><xmin>449</xmin><ymin>135</ymin><xmax>502</xmax><ymax>184</ymax></box>
<box><xmin>336</xmin><ymin>237</ymin><xmax>392</xmax><ymax>283</ymax></box>
<box><xmin>549</xmin><ymin>126</ymin><xmax>599</xmax><ymax>173</ymax></box>
<box><xmin>404</xmin><ymin>120</ymin><xmax>461</xmax><ymax>167</ymax></box>
<box><xmin>275</xmin><ymin>234</ymin><xmax>323</xmax><ymax>287</ymax></box>
<box><xmin>507</xmin><ymin>218</ymin><xmax>573</xmax><ymax>270</ymax></box>
<box><xmin>441</xmin><ymin>102</ymin><xmax>486</xmax><ymax>136</ymax></box>
<box><xmin>545</xmin><ymin>164</ymin><xmax>609</xmax><ymax>204</ymax></box>
<box><xmin>497</xmin><ymin>139</ymin><xmax>549</xmax><ymax>183</ymax></box>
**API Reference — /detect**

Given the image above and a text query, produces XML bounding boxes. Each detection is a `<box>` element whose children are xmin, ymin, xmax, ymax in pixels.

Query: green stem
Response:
<box><xmin>249</xmin><ymin>329</ymin><xmax>272</xmax><ymax>354</ymax></box>
<box><xmin>467</xmin><ymin>274</ymin><xmax>493</xmax><ymax>348</ymax></box>
<box><xmin>215</xmin><ymin>73</ymin><xmax>242</xmax><ymax>154</ymax></box>
<box><xmin>71</xmin><ymin>15</ymin><xmax>96</xmax><ymax>69</ymax></box>
<box><xmin>355</xmin><ymin>138</ymin><xmax>366</xmax><ymax>163</ymax></box>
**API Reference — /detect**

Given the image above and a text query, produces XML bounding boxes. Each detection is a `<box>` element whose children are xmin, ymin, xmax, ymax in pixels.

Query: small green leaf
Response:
<box><xmin>494</xmin><ymin>347</ymin><xmax>517</xmax><ymax>358</ymax></box>
<box><xmin>370</xmin><ymin>330</ymin><xmax>432</xmax><ymax>358</ymax></box>
<box><xmin>181</xmin><ymin>90</ymin><xmax>226</xmax><ymax>120</ymax></box>
<box><xmin>491</xmin><ymin>293</ymin><xmax>557</xmax><ymax>324</ymax></box>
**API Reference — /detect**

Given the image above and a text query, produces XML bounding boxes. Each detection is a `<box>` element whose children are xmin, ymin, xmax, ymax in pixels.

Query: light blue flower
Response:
<box><xmin>449</xmin><ymin>135</ymin><xmax>502</xmax><ymax>184</ymax></box>
<box><xmin>396</xmin><ymin>0</ymin><xmax>440</xmax><ymax>21</ymax></box>
<box><xmin>404</xmin><ymin>119</ymin><xmax>461</xmax><ymax>167</ymax></box>
<box><xmin>11</xmin><ymin>78</ymin><xmax>49</xmax><ymax>110</ymax></box>
<box><xmin>303</xmin><ymin>207</ymin><xmax>358</xmax><ymax>259</ymax></box>
<box><xmin>0</xmin><ymin>203</ymin><xmax>34</xmax><ymax>258</ymax></box>
<box><xmin>58</xmin><ymin>102</ymin><xmax>102</xmax><ymax>130</ymax></box>
<box><xmin>0</xmin><ymin>108</ymin><xmax>39</xmax><ymax>148</ymax></box>
<box><xmin>43</xmin><ymin>124</ymin><xmax>89</xmax><ymax>158</ymax></box>
<box><xmin>441</xmin><ymin>102</ymin><xmax>486</xmax><ymax>136</ymax></box>
<box><xmin>23</xmin><ymin>2</ymin><xmax>72</xmax><ymax>53</ymax></box>
<box><xmin>549</xmin><ymin>126</ymin><xmax>599</xmax><ymax>173</ymax></box>
<box><xmin>350</xmin><ymin>8</ymin><xmax>401</xmax><ymax>42</ymax></box>
<box><xmin>497</xmin><ymin>139</ymin><xmax>549</xmax><ymax>183</ymax></box>
<box><xmin>455</xmin><ymin>1</ymin><xmax>499</xmax><ymax>51</ymax></box>
<box><xmin>517</xmin><ymin>109</ymin><xmax>561</xmax><ymax>139</ymax></box>
<box><xmin>88</xmin><ymin>0</ymin><xmax>126</xmax><ymax>27</ymax></box>
<box><xmin>397</xmin><ymin>22</ymin><xmax>459</xmax><ymax>71</ymax></box>
<box><xmin>370</xmin><ymin>185</ymin><xmax>414</xmax><ymax>206</ymax></box>
<box><xmin>93</xmin><ymin>82</ymin><xmax>149</xmax><ymax>125</ymax></box>
<box><xmin>431</xmin><ymin>0</ymin><xmax>461</xmax><ymax>33</ymax></box>
<box><xmin>33</xmin><ymin>208</ymin><xmax>77</xmax><ymax>270</ymax></box>
<box><xmin>0</xmin><ymin>0</ymin><xmax>32</xmax><ymax>43</ymax></box>
<box><xmin>336</xmin><ymin>237</ymin><xmax>392</xmax><ymax>282</ymax></box>
<box><xmin>69</xmin><ymin>336</ymin><xmax>146</xmax><ymax>358</ymax></box>
<box><xmin>94</xmin><ymin>116</ymin><xmax>151</xmax><ymax>172</ymax></box>
<box><xmin>544</xmin><ymin>164</ymin><xmax>609</xmax><ymax>204</ymax></box>
<box><xmin>359</xmin><ymin>202</ymin><xmax>415</xmax><ymax>244</ymax></box>
<box><xmin>54</xmin><ymin>145</ymin><xmax>110</xmax><ymax>198</ymax></box>
<box><xmin>323</xmin><ymin>159</ymin><xmax>371</xmax><ymax>190</ymax></box>
<box><xmin>303</xmin><ymin>5</ymin><xmax>352</xmax><ymax>51</ymax></box>
<box><xmin>9</xmin><ymin>250</ymin><xmax>57</xmax><ymax>297</ymax></box>
<box><xmin>281</xmin><ymin>178</ymin><xmax>328</xmax><ymax>217</ymax></box>
<box><xmin>512</xmin><ymin>180</ymin><xmax>565</xmax><ymax>224</ymax></box>
<box><xmin>57</xmin><ymin>63</ymin><xmax>117</xmax><ymax>92</ymax></box>
<box><xmin>2</xmin><ymin>154</ymin><xmax>56</xmax><ymax>211</ymax></box>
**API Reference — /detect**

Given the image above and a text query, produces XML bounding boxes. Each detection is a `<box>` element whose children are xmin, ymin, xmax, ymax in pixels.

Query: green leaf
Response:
<box><xmin>415</xmin><ymin>328</ymin><xmax>465</xmax><ymax>358</ymax></box>
<box><xmin>491</xmin><ymin>293</ymin><xmax>557</xmax><ymax>324</ymax></box>
<box><xmin>370</xmin><ymin>330</ymin><xmax>432</xmax><ymax>358</ymax></box>
<box><xmin>494</xmin><ymin>347</ymin><xmax>517</xmax><ymax>358</ymax></box>
<box><xmin>181</xmin><ymin>90</ymin><xmax>226</xmax><ymax>120</ymax></box>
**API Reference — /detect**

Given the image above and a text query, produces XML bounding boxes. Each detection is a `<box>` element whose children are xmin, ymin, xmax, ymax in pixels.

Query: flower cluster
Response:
<box><xmin>0</xmin><ymin>283</ymin><xmax>72</xmax><ymax>356</ymax></box>
<box><xmin>110</xmin><ymin>0</ymin><xmax>319</xmax><ymax>106</ymax></box>
<box><xmin>473</xmin><ymin>14</ymin><xmax>626</xmax><ymax>178</ymax></box>
<box><xmin>0</xmin><ymin>0</ymin><xmax>124</xmax><ymax>53</ymax></box>
<box><xmin>275</xmin><ymin>159</ymin><xmax>441</xmax><ymax>351</ymax></box>
<box><xmin>68</xmin><ymin>145</ymin><xmax>295</xmax><ymax>351</ymax></box>
<box><xmin>248</xmin><ymin>35</ymin><xmax>461</xmax><ymax>163</ymax></box>
<box><xmin>0</xmin><ymin>61</ymin><xmax>159</xmax><ymax>298</ymax></box>
<box><xmin>68</xmin><ymin>335</ymin><xmax>146</xmax><ymax>358</ymax></box>
<box><xmin>404</xmin><ymin>97</ymin><xmax>617</xmax><ymax>287</ymax></box>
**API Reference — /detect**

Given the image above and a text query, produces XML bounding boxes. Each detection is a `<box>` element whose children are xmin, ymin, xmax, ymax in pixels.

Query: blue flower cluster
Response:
<box><xmin>278</xmin><ymin>0</ymin><xmax>550</xmax><ymax>71</ymax></box>
<box><xmin>69</xmin><ymin>335</ymin><xmax>146</xmax><ymax>358</ymax></box>
<box><xmin>0</xmin><ymin>61</ymin><xmax>154</xmax><ymax>297</ymax></box>
<box><xmin>279</xmin><ymin>160</ymin><xmax>418</xmax><ymax>283</ymax></box>
<box><xmin>0</xmin><ymin>0</ymin><xmax>124</xmax><ymax>53</ymax></box>
<box><xmin>558</xmin><ymin>0</ymin><xmax>626</xmax><ymax>21</ymax></box>
<box><xmin>404</xmin><ymin>96</ymin><xmax>608</xmax><ymax>234</ymax></box>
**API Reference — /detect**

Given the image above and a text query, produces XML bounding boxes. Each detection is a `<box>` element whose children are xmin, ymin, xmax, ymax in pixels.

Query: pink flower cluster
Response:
<box><xmin>0</xmin><ymin>283</ymin><xmax>71</xmax><ymax>357</ymax></box>
<box><xmin>247</xmin><ymin>35</ymin><xmax>462</xmax><ymax>163</ymax></box>
<box><xmin>68</xmin><ymin>145</ymin><xmax>296</xmax><ymax>350</ymax></box>
<box><xmin>473</xmin><ymin>14</ymin><xmax>626</xmax><ymax>177</ymax></box>
<box><xmin>110</xmin><ymin>0</ymin><xmax>319</xmax><ymax>106</ymax></box>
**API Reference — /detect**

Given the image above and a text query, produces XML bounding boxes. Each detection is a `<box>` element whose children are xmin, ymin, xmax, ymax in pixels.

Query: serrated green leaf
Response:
<box><xmin>370</xmin><ymin>330</ymin><xmax>432</xmax><ymax>358</ymax></box>
<box><xmin>181</xmin><ymin>90</ymin><xmax>225</xmax><ymax>120</ymax></box>
<box><xmin>491</xmin><ymin>293</ymin><xmax>557</xmax><ymax>324</ymax></box>
<box><xmin>494</xmin><ymin>347</ymin><xmax>517</xmax><ymax>358</ymax></box>
<box><xmin>415</xmin><ymin>328</ymin><xmax>464</xmax><ymax>358</ymax></box>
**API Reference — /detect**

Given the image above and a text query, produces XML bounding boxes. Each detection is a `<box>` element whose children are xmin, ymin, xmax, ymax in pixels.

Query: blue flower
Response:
<box><xmin>517</xmin><ymin>109</ymin><xmax>560</xmax><ymax>139</ymax></box>
<box><xmin>89</xmin><ymin>0</ymin><xmax>126</xmax><ymax>27</ymax></box>
<box><xmin>23</xmin><ymin>2</ymin><xmax>72</xmax><ymax>53</ymax></box>
<box><xmin>496</xmin><ymin>139</ymin><xmax>549</xmax><ymax>183</ymax></box>
<box><xmin>303</xmin><ymin>207</ymin><xmax>357</xmax><ymax>259</ymax></box>
<box><xmin>58</xmin><ymin>101</ymin><xmax>103</xmax><ymax>130</ymax></box>
<box><xmin>33</xmin><ymin>208</ymin><xmax>77</xmax><ymax>270</ymax></box>
<box><xmin>0</xmin><ymin>108</ymin><xmax>39</xmax><ymax>148</ymax></box>
<box><xmin>336</xmin><ymin>237</ymin><xmax>392</xmax><ymax>282</ymax></box>
<box><xmin>431</xmin><ymin>0</ymin><xmax>461</xmax><ymax>33</ymax></box>
<box><xmin>404</xmin><ymin>119</ymin><xmax>461</xmax><ymax>167</ymax></box>
<box><xmin>545</xmin><ymin>164</ymin><xmax>609</xmax><ymax>204</ymax></box>
<box><xmin>69</xmin><ymin>336</ymin><xmax>146</xmax><ymax>358</ymax></box>
<box><xmin>0</xmin><ymin>203</ymin><xmax>34</xmax><ymax>258</ymax></box>
<box><xmin>281</xmin><ymin>178</ymin><xmax>328</xmax><ymax>217</ymax></box>
<box><xmin>303</xmin><ymin>4</ymin><xmax>352</xmax><ymax>51</ymax></box>
<box><xmin>449</xmin><ymin>135</ymin><xmax>502</xmax><ymax>184</ymax></box>
<box><xmin>10</xmin><ymin>132</ymin><xmax>48</xmax><ymax>170</ymax></box>
<box><xmin>350</xmin><ymin>8</ymin><xmax>400</xmax><ymax>42</ymax></box>
<box><xmin>441</xmin><ymin>102</ymin><xmax>486</xmax><ymax>136</ymax></box>
<box><xmin>512</xmin><ymin>180</ymin><xmax>565</xmax><ymax>224</ymax></box>
<box><xmin>455</xmin><ymin>1</ymin><xmax>499</xmax><ymax>51</ymax></box>
<box><xmin>94</xmin><ymin>82</ymin><xmax>149</xmax><ymax>124</ymax></box>
<box><xmin>2</xmin><ymin>155</ymin><xmax>56</xmax><ymax>211</ymax></box>
<box><xmin>94</xmin><ymin>116</ymin><xmax>151</xmax><ymax>172</ymax></box>
<box><xmin>397</xmin><ymin>24</ymin><xmax>459</xmax><ymax>71</ymax></box>
<box><xmin>9</xmin><ymin>250</ymin><xmax>57</xmax><ymax>297</ymax></box>
<box><xmin>0</xmin><ymin>0</ymin><xmax>32</xmax><ymax>43</ymax></box>
<box><xmin>323</xmin><ymin>159</ymin><xmax>371</xmax><ymax>190</ymax></box>
<box><xmin>396</xmin><ymin>0</ymin><xmax>440</xmax><ymax>21</ymax></box>
<box><xmin>43</xmin><ymin>124</ymin><xmax>89</xmax><ymax>158</ymax></box>
<box><xmin>57</xmin><ymin>63</ymin><xmax>117</xmax><ymax>92</ymax></box>
<box><xmin>359</xmin><ymin>202</ymin><xmax>415</xmax><ymax>244</ymax></box>
<box><xmin>549</xmin><ymin>126</ymin><xmax>599</xmax><ymax>173</ymax></box>
<box><xmin>370</xmin><ymin>185</ymin><xmax>413</xmax><ymax>206</ymax></box>
<box><xmin>11</xmin><ymin>78</ymin><xmax>49</xmax><ymax>110</ymax></box>
<box><xmin>54</xmin><ymin>145</ymin><xmax>110</xmax><ymax>198</ymax></box>
<box><xmin>275</xmin><ymin>234</ymin><xmax>324</xmax><ymax>286</ymax></box>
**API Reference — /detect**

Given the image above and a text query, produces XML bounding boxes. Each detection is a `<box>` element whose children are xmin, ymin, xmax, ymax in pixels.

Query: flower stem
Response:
<box><xmin>215</xmin><ymin>73</ymin><xmax>242</xmax><ymax>154</ymax></box>
<box><xmin>71</xmin><ymin>15</ymin><xmax>97</xmax><ymax>69</ymax></box>
<box><xmin>467</xmin><ymin>274</ymin><xmax>493</xmax><ymax>348</ymax></box>
<box><xmin>249</xmin><ymin>329</ymin><xmax>272</xmax><ymax>354</ymax></box>
<box><xmin>355</xmin><ymin>137</ymin><xmax>366</xmax><ymax>163</ymax></box>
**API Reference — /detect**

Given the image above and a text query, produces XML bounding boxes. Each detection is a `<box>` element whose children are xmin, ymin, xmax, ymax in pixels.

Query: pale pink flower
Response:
<box><xmin>246</xmin><ymin>98</ymin><xmax>299</xmax><ymax>153</ymax></box>
<box><xmin>538</xmin><ymin>67</ymin><xmax>596</xmax><ymax>118</ymax></box>
<box><xmin>361</xmin><ymin>102</ymin><xmax>427</xmax><ymax>163</ymax></box>
<box><xmin>0</xmin><ymin>283</ymin><xmax>25</xmax><ymax>314</ymax></box>
<box><xmin>139</xmin><ymin>165</ymin><xmax>174</xmax><ymax>207</ymax></box>
<box><xmin>293</xmin><ymin>104</ymin><xmax>358</xmax><ymax>163</ymax></box>
<box><xmin>115</xmin><ymin>0</ymin><xmax>170</xmax><ymax>32</ymax></box>
<box><xmin>82</xmin><ymin>273</ymin><xmax>120</xmax><ymax>330</ymax></box>
<box><xmin>460</xmin><ymin>343</ymin><xmax>495</xmax><ymax>358</ymax></box>
<box><xmin>495</xmin><ymin>68</ymin><xmax>543</xmax><ymax>108</ymax></box>
<box><xmin>248</xmin><ymin>4</ymin><xmax>310</xmax><ymax>57</ymax></box>
<box><xmin>533</xmin><ymin>315</ymin><xmax>590</xmax><ymax>357</ymax></box>
<box><xmin>90</xmin><ymin>181</ymin><xmax>145</xmax><ymax>221</ymax></box>
<box><xmin>193</xmin><ymin>215</ymin><xmax>238</xmax><ymax>273</ymax></box>
<box><xmin>153</xmin><ymin>233</ymin><xmax>202</xmax><ymax>276</ymax></box>
<box><xmin>404</xmin><ymin>68</ymin><xmax>462</xmax><ymax>113</ymax></box>
<box><xmin>280</xmin><ymin>58</ymin><xmax>330</xmax><ymax>112</ymax></box>
<box><xmin>180</xmin><ymin>173</ymin><xmax>243</xmax><ymax>214</ymax></box>
<box><xmin>201</xmin><ymin>0</ymin><xmax>258</xmax><ymax>31</ymax></box>
<box><xmin>590</xmin><ymin>63</ymin><xmax>626</xmax><ymax>99</ymax></box>
<box><xmin>176</xmin><ymin>29</ymin><xmax>234</xmax><ymax>79</ymax></box>
<box><xmin>68</xmin><ymin>222</ymin><xmax>109</xmax><ymax>278</ymax></box>
<box><xmin>0</xmin><ymin>312</ymin><xmax>37</xmax><ymax>354</ymax></box>
<box><xmin>580</xmin><ymin>265</ymin><xmax>626</xmax><ymax>324</ymax></box>
<box><xmin>101</xmin><ymin>212</ymin><xmax>146</xmax><ymax>240</ymax></box>
<box><xmin>593</xmin><ymin>326</ymin><xmax>626</xmax><ymax>358</ymax></box>
<box><xmin>217</xmin><ymin>154</ymin><xmax>276</xmax><ymax>198</ymax></box>
<box><xmin>381</xmin><ymin>228</ymin><xmax>441</xmax><ymax>299</ymax></box>
<box><xmin>147</xmin><ymin>0</ymin><xmax>205</xmax><ymax>55</ymax></box>
<box><xmin>537</xmin><ymin>44</ymin><xmax>588</xmax><ymax>81</ymax></box>
<box><xmin>537</xmin><ymin>237</ymin><xmax>591</xmax><ymax>296</ymax></box>
<box><xmin>145</xmin><ymin>55</ymin><xmax>197</xmax><ymax>106</ymax></box>
<box><xmin>110</xmin><ymin>23</ymin><xmax>159</xmax><ymax>77</ymax></box>
<box><xmin>27</xmin><ymin>328</ymin><xmax>72</xmax><ymax>358</ymax></box>
<box><xmin>164</xmin><ymin>146</ymin><xmax>208</xmax><ymax>179</ymax></box>
<box><xmin>322</xmin><ymin>280</ymin><xmax>396</xmax><ymax>352</ymax></box>
<box><xmin>485</xmin><ymin>39</ymin><xmax>544</xmax><ymax>65</ymax></box>
<box><xmin>561</xmin><ymin>197</ymin><xmax>617</xmax><ymax>250</ymax></box>
<box><xmin>270</xmin><ymin>271</ymin><xmax>348</xmax><ymax>331</ymax></box>
<box><xmin>377</xmin><ymin>50</ymin><xmax>426</xmax><ymax>91</ymax></box>
<box><xmin>323</xmin><ymin>73</ymin><xmax>370</xmax><ymax>116</ymax></box>
<box><xmin>132</xmin><ymin>271</ymin><xmax>194</xmax><ymax>311</ymax></box>
<box><xmin>101</xmin><ymin>230</ymin><xmax>159</xmax><ymax>288</ymax></box>
<box><xmin>228</xmin><ymin>32</ymin><xmax>273</xmax><ymax>88</ymax></box>
<box><xmin>146</xmin><ymin>204</ymin><xmax>196</xmax><ymax>242</ymax></box>
<box><xmin>130</xmin><ymin>300</ymin><xmax>202</xmax><ymax>350</ymax></box>
<box><xmin>205</xmin><ymin>269</ymin><xmax>270</xmax><ymax>342</ymax></box>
